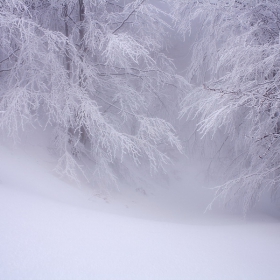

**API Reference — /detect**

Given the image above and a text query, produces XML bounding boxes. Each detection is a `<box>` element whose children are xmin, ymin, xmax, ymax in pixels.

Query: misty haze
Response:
<box><xmin>1</xmin><ymin>1</ymin><xmax>280</xmax><ymax>279</ymax></box>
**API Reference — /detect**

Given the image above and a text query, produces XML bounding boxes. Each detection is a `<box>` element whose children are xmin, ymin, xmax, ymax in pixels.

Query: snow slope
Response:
<box><xmin>1</xmin><ymin>144</ymin><xmax>280</xmax><ymax>280</ymax></box>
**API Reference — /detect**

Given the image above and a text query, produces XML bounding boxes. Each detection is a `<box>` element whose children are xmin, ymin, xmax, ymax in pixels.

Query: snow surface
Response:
<box><xmin>1</xmin><ymin>143</ymin><xmax>280</xmax><ymax>280</ymax></box>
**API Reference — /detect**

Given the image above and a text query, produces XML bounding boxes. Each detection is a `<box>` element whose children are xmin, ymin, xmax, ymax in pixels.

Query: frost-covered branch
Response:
<box><xmin>0</xmin><ymin>0</ymin><xmax>185</xmax><ymax>187</ymax></box>
<box><xmin>175</xmin><ymin>0</ymin><xmax>280</xmax><ymax>211</ymax></box>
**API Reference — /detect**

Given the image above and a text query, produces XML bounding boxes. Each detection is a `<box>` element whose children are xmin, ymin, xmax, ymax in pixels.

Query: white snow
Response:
<box><xmin>0</xmin><ymin>144</ymin><xmax>280</xmax><ymax>280</ymax></box>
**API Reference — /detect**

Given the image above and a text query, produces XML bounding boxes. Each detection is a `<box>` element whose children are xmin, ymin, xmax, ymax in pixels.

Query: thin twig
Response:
<box><xmin>0</xmin><ymin>48</ymin><xmax>19</xmax><ymax>64</ymax></box>
<box><xmin>113</xmin><ymin>0</ymin><xmax>146</xmax><ymax>34</ymax></box>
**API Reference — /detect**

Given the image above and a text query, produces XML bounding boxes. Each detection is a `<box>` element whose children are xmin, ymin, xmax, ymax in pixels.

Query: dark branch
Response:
<box><xmin>113</xmin><ymin>0</ymin><xmax>146</xmax><ymax>34</ymax></box>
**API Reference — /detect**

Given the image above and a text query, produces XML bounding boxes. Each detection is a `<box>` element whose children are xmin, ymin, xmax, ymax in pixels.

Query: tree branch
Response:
<box><xmin>113</xmin><ymin>0</ymin><xmax>146</xmax><ymax>34</ymax></box>
<box><xmin>0</xmin><ymin>48</ymin><xmax>19</xmax><ymax>64</ymax></box>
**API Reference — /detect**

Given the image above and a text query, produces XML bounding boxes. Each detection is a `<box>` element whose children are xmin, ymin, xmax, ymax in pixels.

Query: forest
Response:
<box><xmin>2</xmin><ymin>0</ymin><xmax>280</xmax><ymax>212</ymax></box>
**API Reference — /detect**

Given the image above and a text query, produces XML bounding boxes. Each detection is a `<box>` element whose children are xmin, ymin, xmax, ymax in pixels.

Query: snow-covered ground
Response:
<box><xmin>1</xmin><ymin>142</ymin><xmax>280</xmax><ymax>280</ymax></box>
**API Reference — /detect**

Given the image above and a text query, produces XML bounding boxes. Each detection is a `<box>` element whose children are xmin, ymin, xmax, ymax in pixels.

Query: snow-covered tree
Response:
<box><xmin>0</xmin><ymin>0</ymin><xmax>185</xmax><ymax>186</ymax></box>
<box><xmin>174</xmin><ymin>0</ymin><xmax>280</xmax><ymax>212</ymax></box>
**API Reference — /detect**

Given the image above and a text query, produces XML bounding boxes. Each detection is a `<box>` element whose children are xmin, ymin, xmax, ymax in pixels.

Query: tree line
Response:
<box><xmin>1</xmin><ymin>0</ymin><xmax>279</xmax><ymax>212</ymax></box>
